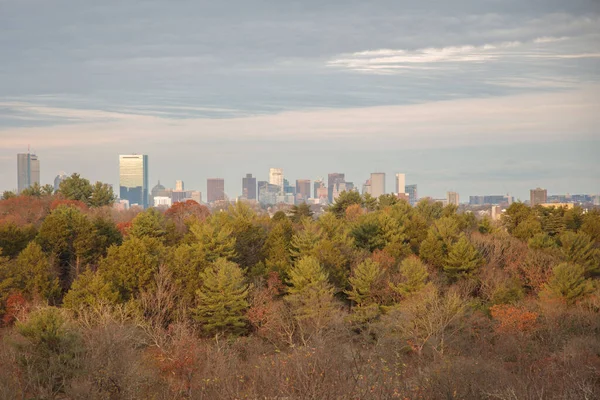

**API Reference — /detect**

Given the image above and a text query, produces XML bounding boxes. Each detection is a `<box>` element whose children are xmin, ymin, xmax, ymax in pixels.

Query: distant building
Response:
<box><xmin>207</xmin><ymin>178</ymin><xmax>225</xmax><ymax>203</ymax></box>
<box><xmin>150</xmin><ymin>180</ymin><xmax>171</xmax><ymax>206</ymax></box>
<box><xmin>258</xmin><ymin>181</ymin><xmax>280</xmax><ymax>205</ymax></box>
<box><xmin>539</xmin><ymin>202</ymin><xmax>574</xmax><ymax>210</ymax></box>
<box><xmin>405</xmin><ymin>184</ymin><xmax>418</xmax><ymax>206</ymax></box>
<box><xmin>469</xmin><ymin>195</ymin><xmax>512</xmax><ymax>206</ymax></box>
<box><xmin>332</xmin><ymin>181</ymin><xmax>350</xmax><ymax>201</ymax></box>
<box><xmin>269</xmin><ymin>168</ymin><xmax>284</xmax><ymax>194</ymax></box>
<box><xmin>187</xmin><ymin>191</ymin><xmax>202</xmax><ymax>204</ymax></box>
<box><xmin>530</xmin><ymin>188</ymin><xmax>547</xmax><ymax>207</ymax></box>
<box><xmin>328</xmin><ymin>173</ymin><xmax>345</xmax><ymax>203</ymax></box>
<box><xmin>119</xmin><ymin>154</ymin><xmax>149</xmax><ymax>208</ymax></box>
<box><xmin>362</xmin><ymin>179</ymin><xmax>371</xmax><ymax>195</ymax></box>
<box><xmin>283</xmin><ymin>179</ymin><xmax>295</xmax><ymax>195</ymax></box>
<box><xmin>491</xmin><ymin>205</ymin><xmax>502</xmax><ymax>221</ymax></box>
<box><xmin>53</xmin><ymin>172</ymin><xmax>67</xmax><ymax>192</ymax></box>
<box><xmin>370</xmin><ymin>173</ymin><xmax>386</xmax><ymax>198</ymax></box>
<box><xmin>17</xmin><ymin>153</ymin><xmax>40</xmax><ymax>194</ymax></box>
<box><xmin>242</xmin><ymin>173</ymin><xmax>257</xmax><ymax>200</ymax></box>
<box><xmin>296</xmin><ymin>179</ymin><xmax>311</xmax><ymax>203</ymax></box>
<box><xmin>175</xmin><ymin>180</ymin><xmax>184</xmax><ymax>191</ymax></box>
<box><xmin>154</xmin><ymin>196</ymin><xmax>172</xmax><ymax>208</ymax></box>
<box><xmin>313</xmin><ymin>179</ymin><xmax>324</xmax><ymax>199</ymax></box>
<box><xmin>447</xmin><ymin>191</ymin><xmax>460</xmax><ymax>206</ymax></box>
<box><xmin>395</xmin><ymin>173</ymin><xmax>406</xmax><ymax>195</ymax></box>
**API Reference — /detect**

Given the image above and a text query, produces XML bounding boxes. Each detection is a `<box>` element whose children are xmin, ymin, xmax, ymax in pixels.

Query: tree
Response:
<box><xmin>129</xmin><ymin>208</ymin><xmax>168</xmax><ymax>242</ymax></box>
<box><xmin>21</xmin><ymin>182</ymin><xmax>54</xmax><ymax>197</ymax></box>
<box><xmin>289</xmin><ymin>203</ymin><xmax>313</xmax><ymax>223</ymax></box>
<box><xmin>57</xmin><ymin>173</ymin><xmax>114</xmax><ymax>207</ymax></box>
<box><xmin>345</xmin><ymin>259</ymin><xmax>383</xmax><ymax>306</ymax></box>
<box><xmin>89</xmin><ymin>181</ymin><xmax>115</xmax><ymax>207</ymax></box>
<box><xmin>390</xmin><ymin>256</ymin><xmax>429</xmax><ymax>297</ymax></box>
<box><xmin>58</xmin><ymin>173</ymin><xmax>93</xmax><ymax>203</ymax></box>
<box><xmin>15</xmin><ymin>242</ymin><xmax>61</xmax><ymax>304</ymax></box>
<box><xmin>36</xmin><ymin>205</ymin><xmax>97</xmax><ymax>290</ymax></box>
<box><xmin>62</xmin><ymin>269</ymin><xmax>120</xmax><ymax>312</ymax></box>
<box><xmin>2</xmin><ymin>190</ymin><xmax>16</xmax><ymax>200</ymax></box>
<box><xmin>193</xmin><ymin>258</ymin><xmax>249</xmax><ymax>336</ymax></box>
<box><xmin>377</xmin><ymin>194</ymin><xmax>399</xmax><ymax>209</ymax></box>
<box><xmin>0</xmin><ymin>222</ymin><xmax>37</xmax><ymax>258</ymax></box>
<box><xmin>99</xmin><ymin>237</ymin><xmax>165</xmax><ymax>302</ymax></box>
<box><xmin>542</xmin><ymin>263</ymin><xmax>594</xmax><ymax>305</ymax></box>
<box><xmin>419</xmin><ymin>217</ymin><xmax>459</xmax><ymax>268</ymax></box>
<box><xmin>558</xmin><ymin>231</ymin><xmax>600</xmax><ymax>276</ymax></box>
<box><xmin>443</xmin><ymin>235</ymin><xmax>482</xmax><ymax>280</ymax></box>
<box><xmin>165</xmin><ymin>200</ymin><xmax>210</xmax><ymax>235</ymax></box>
<box><xmin>328</xmin><ymin>191</ymin><xmax>363</xmax><ymax>218</ymax></box>
<box><xmin>12</xmin><ymin>307</ymin><xmax>83</xmax><ymax>398</ymax></box>
<box><xmin>189</xmin><ymin>218</ymin><xmax>236</xmax><ymax>262</ymax></box>
<box><xmin>287</xmin><ymin>256</ymin><xmax>336</xmax><ymax>344</ymax></box>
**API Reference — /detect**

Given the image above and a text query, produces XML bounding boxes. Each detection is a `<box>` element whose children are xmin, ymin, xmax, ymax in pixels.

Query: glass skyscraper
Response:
<box><xmin>17</xmin><ymin>153</ymin><xmax>40</xmax><ymax>194</ymax></box>
<box><xmin>119</xmin><ymin>154</ymin><xmax>149</xmax><ymax>208</ymax></box>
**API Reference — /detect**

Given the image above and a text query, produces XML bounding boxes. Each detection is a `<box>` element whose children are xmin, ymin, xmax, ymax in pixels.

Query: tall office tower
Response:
<box><xmin>53</xmin><ymin>172</ymin><xmax>67</xmax><ymax>192</ymax></box>
<box><xmin>242</xmin><ymin>173</ymin><xmax>257</xmax><ymax>200</ymax></box>
<box><xmin>313</xmin><ymin>179</ymin><xmax>324</xmax><ymax>198</ymax></box>
<box><xmin>447</xmin><ymin>191</ymin><xmax>460</xmax><ymax>206</ymax></box>
<box><xmin>370</xmin><ymin>173</ymin><xmax>386</xmax><ymax>198</ymax></box>
<box><xmin>175</xmin><ymin>180</ymin><xmax>184</xmax><ymax>191</ymax></box>
<box><xmin>327</xmin><ymin>173</ymin><xmax>345</xmax><ymax>203</ymax></box>
<box><xmin>207</xmin><ymin>178</ymin><xmax>225</xmax><ymax>203</ymax></box>
<box><xmin>405</xmin><ymin>184</ymin><xmax>418</xmax><ymax>206</ymax></box>
<box><xmin>395</xmin><ymin>173</ymin><xmax>406</xmax><ymax>195</ymax></box>
<box><xmin>119</xmin><ymin>154</ymin><xmax>149</xmax><ymax>208</ymax></box>
<box><xmin>362</xmin><ymin>179</ymin><xmax>372</xmax><ymax>195</ymax></box>
<box><xmin>530</xmin><ymin>188</ymin><xmax>547</xmax><ymax>206</ymax></box>
<box><xmin>296</xmin><ymin>179</ymin><xmax>311</xmax><ymax>202</ymax></box>
<box><xmin>269</xmin><ymin>168</ymin><xmax>283</xmax><ymax>193</ymax></box>
<box><xmin>17</xmin><ymin>153</ymin><xmax>40</xmax><ymax>194</ymax></box>
<box><xmin>283</xmin><ymin>179</ymin><xmax>295</xmax><ymax>195</ymax></box>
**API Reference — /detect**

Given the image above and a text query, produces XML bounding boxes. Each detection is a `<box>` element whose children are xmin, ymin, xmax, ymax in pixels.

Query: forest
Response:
<box><xmin>0</xmin><ymin>174</ymin><xmax>599</xmax><ymax>399</ymax></box>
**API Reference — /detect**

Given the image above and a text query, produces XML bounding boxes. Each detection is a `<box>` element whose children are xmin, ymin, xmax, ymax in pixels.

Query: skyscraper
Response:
<box><xmin>17</xmin><ymin>153</ymin><xmax>40</xmax><ymax>194</ymax></box>
<box><xmin>119</xmin><ymin>154</ymin><xmax>149</xmax><ymax>208</ymax></box>
<box><xmin>269</xmin><ymin>168</ymin><xmax>283</xmax><ymax>194</ymax></box>
<box><xmin>447</xmin><ymin>191</ymin><xmax>460</xmax><ymax>206</ymax></box>
<box><xmin>395</xmin><ymin>173</ymin><xmax>406</xmax><ymax>195</ymax></box>
<box><xmin>53</xmin><ymin>172</ymin><xmax>67</xmax><ymax>192</ymax></box>
<box><xmin>530</xmin><ymin>188</ymin><xmax>547</xmax><ymax>206</ymax></box>
<box><xmin>327</xmin><ymin>173</ymin><xmax>345</xmax><ymax>203</ymax></box>
<box><xmin>242</xmin><ymin>173</ymin><xmax>257</xmax><ymax>200</ymax></box>
<box><xmin>207</xmin><ymin>178</ymin><xmax>225</xmax><ymax>203</ymax></box>
<box><xmin>296</xmin><ymin>179</ymin><xmax>311</xmax><ymax>202</ymax></box>
<box><xmin>370</xmin><ymin>173</ymin><xmax>386</xmax><ymax>198</ymax></box>
<box><xmin>175</xmin><ymin>180</ymin><xmax>184</xmax><ymax>191</ymax></box>
<box><xmin>405</xmin><ymin>184</ymin><xmax>418</xmax><ymax>206</ymax></box>
<box><xmin>313</xmin><ymin>179</ymin><xmax>324</xmax><ymax>199</ymax></box>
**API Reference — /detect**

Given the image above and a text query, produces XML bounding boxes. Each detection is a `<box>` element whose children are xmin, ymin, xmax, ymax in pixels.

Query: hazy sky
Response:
<box><xmin>1</xmin><ymin>0</ymin><xmax>599</xmax><ymax>200</ymax></box>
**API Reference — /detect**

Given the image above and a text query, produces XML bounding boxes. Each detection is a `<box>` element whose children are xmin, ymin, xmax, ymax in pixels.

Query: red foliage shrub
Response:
<box><xmin>2</xmin><ymin>292</ymin><xmax>29</xmax><ymax>326</ymax></box>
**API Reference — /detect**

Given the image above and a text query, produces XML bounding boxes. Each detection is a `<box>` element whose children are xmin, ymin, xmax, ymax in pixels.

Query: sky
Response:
<box><xmin>0</xmin><ymin>0</ymin><xmax>599</xmax><ymax>201</ymax></box>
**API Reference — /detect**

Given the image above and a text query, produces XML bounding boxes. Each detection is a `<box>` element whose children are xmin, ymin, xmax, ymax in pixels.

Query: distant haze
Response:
<box><xmin>1</xmin><ymin>0</ymin><xmax>599</xmax><ymax>199</ymax></box>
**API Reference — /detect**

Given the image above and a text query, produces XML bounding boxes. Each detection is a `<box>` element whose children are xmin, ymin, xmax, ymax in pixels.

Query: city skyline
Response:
<box><xmin>2</xmin><ymin>150</ymin><xmax>599</xmax><ymax>203</ymax></box>
<box><xmin>1</xmin><ymin>2</ymin><xmax>598</xmax><ymax>203</ymax></box>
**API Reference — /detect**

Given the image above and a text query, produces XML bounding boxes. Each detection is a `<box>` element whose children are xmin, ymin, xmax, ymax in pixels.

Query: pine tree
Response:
<box><xmin>16</xmin><ymin>242</ymin><xmax>61</xmax><ymax>303</ymax></box>
<box><xmin>443</xmin><ymin>235</ymin><xmax>482</xmax><ymax>280</ymax></box>
<box><xmin>194</xmin><ymin>258</ymin><xmax>249</xmax><ymax>336</ymax></box>
<box><xmin>345</xmin><ymin>259</ymin><xmax>383</xmax><ymax>306</ymax></box>
<box><xmin>558</xmin><ymin>231</ymin><xmax>600</xmax><ymax>276</ymax></box>
<box><xmin>391</xmin><ymin>256</ymin><xmax>429</xmax><ymax>296</ymax></box>
<box><xmin>189</xmin><ymin>218</ymin><xmax>236</xmax><ymax>262</ymax></box>
<box><xmin>129</xmin><ymin>208</ymin><xmax>168</xmax><ymax>241</ymax></box>
<box><xmin>287</xmin><ymin>256</ymin><xmax>335</xmax><ymax>338</ymax></box>
<box><xmin>542</xmin><ymin>263</ymin><xmax>594</xmax><ymax>304</ymax></box>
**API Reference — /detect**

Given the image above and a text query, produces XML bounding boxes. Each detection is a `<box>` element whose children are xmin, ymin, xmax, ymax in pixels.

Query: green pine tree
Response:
<box><xmin>345</xmin><ymin>259</ymin><xmax>383</xmax><ymax>306</ymax></box>
<box><xmin>391</xmin><ymin>256</ymin><xmax>429</xmax><ymax>296</ymax></box>
<box><xmin>542</xmin><ymin>262</ymin><xmax>594</xmax><ymax>304</ymax></box>
<box><xmin>558</xmin><ymin>231</ymin><xmax>600</xmax><ymax>276</ymax></box>
<box><xmin>193</xmin><ymin>258</ymin><xmax>249</xmax><ymax>336</ymax></box>
<box><xmin>443</xmin><ymin>235</ymin><xmax>482</xmax><ymax>280</ymax></box>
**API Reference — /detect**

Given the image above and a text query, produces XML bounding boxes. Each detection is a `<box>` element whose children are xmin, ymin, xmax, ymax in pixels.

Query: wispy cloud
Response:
<box><xmin>326</xmin><ymin>37</ymin><xmax>599</xmax><ymax>74</ymax></box>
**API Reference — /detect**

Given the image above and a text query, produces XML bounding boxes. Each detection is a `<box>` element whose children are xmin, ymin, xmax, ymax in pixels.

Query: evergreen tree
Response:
<box><xmin>558</xmin><ymin>231</ymin><xmax>600</xmax><ymax>276</ymax></box>
<box><xmin>62</xmin><ymin>269</ymin><xmax>120</xmax><ymax>311</ymax></box>
<box><xmin>542</xmin><ymin>263</ymin><xmax>594</xmax><ymax>304</ymax></box>
<box><xmin>189</xmin><ymin>218</ymin><xmax>236</xmax><ymax>262</ymax></box>
<box><xmin>0</xmin><ymin>222</ymin><xmax>37</xmax><ymax>258</ymax></box>
<box><xmin>16</xmin><ymin>242</ymin><xmax>61</xmax><ymax>303</ymax></box>
<box><xmin>289</xmin><ymin>203</ymin><xmax>313</xmax><ymax>223</ymax></box>
<box><xmin>443</xmin><ymin>235</ymin><xmax>482</xmax><ymax>280</ymax></box>
<box><xmin>328</xmin><ymin>191</ymin><xmax>363</xmax><ymax>218</ymax></box>
<box><xmin>391</xmin><ymin>256</ymin><xmax>429</xmax><ymax>296</ymax></box>
<box><xmin>345</xmin><ymin>259</ymin><xmax>383</xmax><ymax>306</ymax></box>
<box><xmin>193</xmin><ymin>258</ymin><xmax>249</xmax><ymax>336</ymax></box>
<box><xmin>129</xmin><ymin>208</ymin><xmax>168</xmax><ymax>242</ymax></box>
<box><xmin>89</xmin><ymin>181</ymin><xmax>115</xmax><ymax>207</ymax></box>
<box><xmin>287</xmin><ymin>256</ymin><xmax>336</xmax><ymax>342</ymax></box>
<box><xmin>58</xmin><ymin>173</ymin><xmax>93</xmax><ymax>204</ymax></box>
